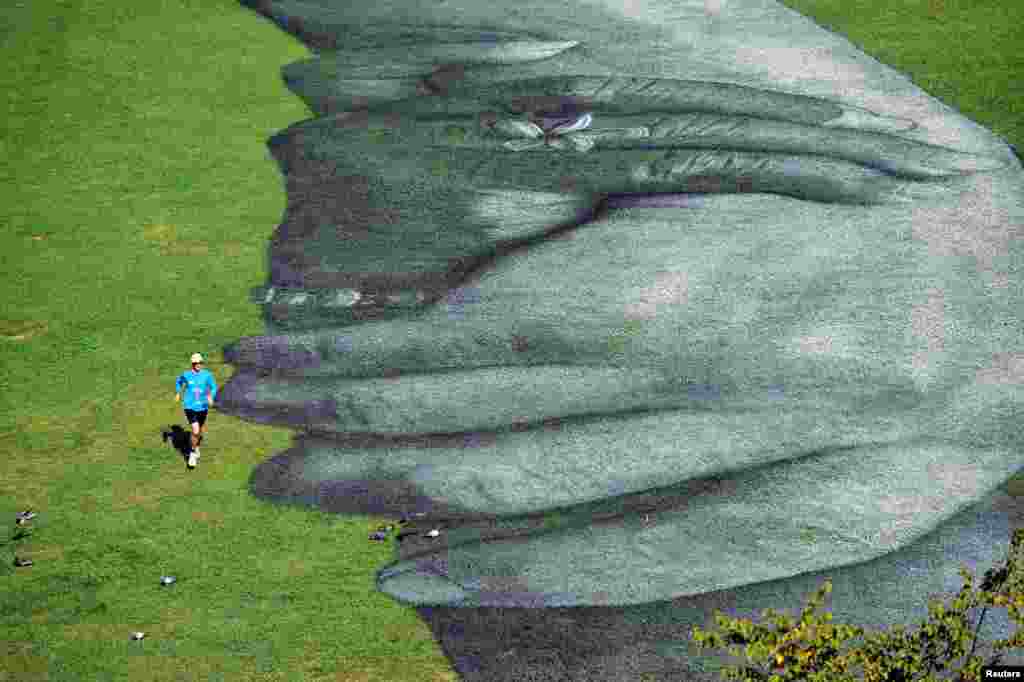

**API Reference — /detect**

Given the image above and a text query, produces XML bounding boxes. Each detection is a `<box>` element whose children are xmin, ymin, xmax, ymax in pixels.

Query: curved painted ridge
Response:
<box><xmin>229</xmin><ymin>0</ymin><xmax>1024</xmax><ymax>619</ymax></box>
<box><xmin>372</xmin><ymin>438</ymin><xmax>1024</xmax><ymax>607</ymax></box>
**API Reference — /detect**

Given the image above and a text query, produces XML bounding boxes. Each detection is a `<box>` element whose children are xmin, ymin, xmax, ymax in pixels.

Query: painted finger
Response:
<box><xmin>469</xmin><ymin>144</ymin><xmax>942</xmax><ymax>206</ymax></box>
<box><xmin>354</xmin><ymin>64</ymin><xmax>921</xmax><ymax>136</ymax></box>
<box><xmin>280</xmin><ymin>41</ymin><xmax>581</xmax><ymax>113</ymax></box>
<box><xmin>240</xmin><ymin>1</ymin><xmax>577</xmax><ymax>58</ymax></box>
<box><xmin>562</xmin><ymin>112</ymin><xmax>1005</xmax><ymax>178</ymax></box>
<box><xmin>279</xmin><ymin>108</ymin><xmax>1003</xmax><ymax>180</ymax></box>
<box><xmin>291</xmin><ymin>370</ymin><xmax>1024</xmax><ymax>518</ymax></box>
<box><xmin>373</xmin><ymin>439</ymin><xmax>1022</xmax><ymax>607</ymax></box>
<box><xmin>217</xmin><ymin>363</ymin><xmax>686</xmax><ymax>435</ymax></box>
<box><xmin>227</xmin><ymin>181</ymin><xmax>1014</xmax><ymax>388</ymax></box>
<box><xmin>253</xmin><ymin>400</ymin><xmax>927</xmax><ymax>518</ymax></box>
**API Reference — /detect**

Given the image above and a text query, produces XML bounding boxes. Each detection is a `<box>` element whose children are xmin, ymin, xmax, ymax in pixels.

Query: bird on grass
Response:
<box><xmin>15</xmin><ymin>510</ymin><xmax>36</xmax><ymax>526</ymax></box>
<box><xmin>377</xmin><ymin>515</ymin><xmax>444</xmax><ymax>542</ymax></box>
<box><xmin>394</xmin><ymin>528</ymin><xmax>443</xmax><ymax>542</ymax></box>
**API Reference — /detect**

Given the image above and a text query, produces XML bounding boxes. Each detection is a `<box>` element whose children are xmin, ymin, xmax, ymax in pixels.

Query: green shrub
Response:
<box><xmin>690</xmin><ymin>528</ymin><xmax>1024</xmax><ymax>682</ymax></box>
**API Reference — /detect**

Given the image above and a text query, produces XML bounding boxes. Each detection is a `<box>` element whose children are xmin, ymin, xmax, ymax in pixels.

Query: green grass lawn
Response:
<box><xmin>1</xmin><ymin>0</ymin><xmax>1021</xmax><ymax>680</ymax></box>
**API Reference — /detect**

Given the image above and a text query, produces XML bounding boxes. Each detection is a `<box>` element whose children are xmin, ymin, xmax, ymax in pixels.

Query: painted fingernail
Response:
<box><xmin>377</xmin><ymin>564</ymin><xmax>469</xmax><ymax>606</ymax></box>
<box><xmin>420</xmin><ymin>40</ymin><xmax>580</xmax><ymax>65</ymax></box>
<box><xmin>933</xmin><ymin>152</ymin><xmax>1008</xmax><ymax>174</ymax></box>
<box><xmin>911</xmin><ymin>147</ymin><xmax>1009</xmax><ymax>175</ymax></box>
<box><xmin>823</xmin><ymin>107</ymin><xmax>917</xmax><ymax>134</ymax></box>
<box><xmin>331</xmin><ymin>78</ymin><xmax>424</xmax><ymax>105</ymax></box>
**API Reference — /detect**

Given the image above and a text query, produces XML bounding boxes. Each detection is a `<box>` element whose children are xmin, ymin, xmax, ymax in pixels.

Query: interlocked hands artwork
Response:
<box><xmin>221</xmin><ymin>0</ymin><xmax>1023</xmax><ymax>676</ymax></box>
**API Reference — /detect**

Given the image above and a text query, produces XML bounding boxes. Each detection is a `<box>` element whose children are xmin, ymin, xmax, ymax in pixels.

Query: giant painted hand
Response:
<box><xmin>222</xmin><ymin>0</ymin><xmax>1024</xmax><ymax>612</ymax></box>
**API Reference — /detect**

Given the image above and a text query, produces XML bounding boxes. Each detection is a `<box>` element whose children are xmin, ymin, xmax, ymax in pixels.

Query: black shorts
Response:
<box><xmin>184</xmin><ymin>409</ymin><xmax>208</xmax><ymax>426</ymax></box>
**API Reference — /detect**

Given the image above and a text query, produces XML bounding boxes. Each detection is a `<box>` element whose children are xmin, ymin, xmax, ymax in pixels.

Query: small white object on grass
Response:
<box><xmin>160</xmin><ymin>576</ymin><xmax>176</xmax><ymax>586</ymax></box>
<box><xmin>131</xmin><ymin>632</ymin><xmax>145</xmax><ymax>640</ymax></box>
<box><xmin>426</xmin><ymin>529</ymin><xmax>441</xmax><ymax>538</ymax></box>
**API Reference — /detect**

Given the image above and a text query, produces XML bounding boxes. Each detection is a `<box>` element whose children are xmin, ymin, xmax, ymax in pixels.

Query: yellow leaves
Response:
<box><xmin>191</xmin><ymin>510</ymin><xmax>226</xmax><ymax>525</ymax></box>
<box><xmin>444</xmin><ymin>125</ymin><xmax>467</xmax><ymax>145</ymax></box>
<box><xmin>607</xmin><ymin>320</ymin><xmax>645</xmax><ymax>353</ymax></box>
<box><xmin>430</xmin><ymin>158</ymin><xmax>449</xmax><ymax>177</ymax></box>
<box><xmin>143</xmin><ymin>221</ymin><xmax>177</xmax><ymax>242</ymax></box>
<box><xmin>162</xmin><ymin>242</ymin><xmax>211</xmax><ymax>257</ymax></box>
<box><xmin>0</xmin><ymin>318</ymin><xmax>48</xmax><ymax>342</ymax></box>
<box><xmin>367</xmin><ymin>128</ymin><xmax>392</xmax><ymax>145</ymax></box>
<box><xmin>691</xmin><ymin>548</ymin><xmax>1024</xmax><ymax>682</ymax></box>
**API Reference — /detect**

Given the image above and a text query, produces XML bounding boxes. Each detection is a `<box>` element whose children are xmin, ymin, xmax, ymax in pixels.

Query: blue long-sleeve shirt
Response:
<box><xmin>176</xmin><ymin>369</ymin><xmax>217</xmax><ymax>411</ymax></box>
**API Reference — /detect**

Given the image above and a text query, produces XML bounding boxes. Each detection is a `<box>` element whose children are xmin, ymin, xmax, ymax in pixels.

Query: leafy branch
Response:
<box><xmin>691</xmin><ymin>528</ymin><xmax>1024</xmax><ymax>682</ymax></box>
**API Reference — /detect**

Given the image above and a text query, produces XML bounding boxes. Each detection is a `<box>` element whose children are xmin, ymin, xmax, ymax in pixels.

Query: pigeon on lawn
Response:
<box><xmin>15</xmin><ymin>510</ymin><xmax>36</xmax><ymax>526</ymax></box>
<box><xmin>14</xmin><ymin>557</ymin><xmax>33</xmax><ymax>567</ymax></box>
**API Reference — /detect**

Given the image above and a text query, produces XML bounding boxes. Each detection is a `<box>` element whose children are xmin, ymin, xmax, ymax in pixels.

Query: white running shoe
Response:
<box><xmin>187</xmin><ymin>452</ymin><xmax>198</xmax><ymax>469</ymax></box>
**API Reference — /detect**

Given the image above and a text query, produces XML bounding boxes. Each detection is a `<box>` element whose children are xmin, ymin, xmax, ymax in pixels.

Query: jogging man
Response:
<box><xmin>174</xmin><ymin>353</ymin><xmax>217</xmax><ymax>470</ymax></box>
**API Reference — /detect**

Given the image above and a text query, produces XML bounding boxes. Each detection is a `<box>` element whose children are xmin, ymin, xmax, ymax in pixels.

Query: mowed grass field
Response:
<box><xmin>1</xmin><ymin>0</ymin><xmax>1021</xmax><ymax>680</ymax></box>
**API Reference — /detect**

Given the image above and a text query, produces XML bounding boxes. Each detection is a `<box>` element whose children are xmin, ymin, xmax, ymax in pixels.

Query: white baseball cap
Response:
<box><xmin>191</xmin><ymin>353</ymin><xmax>204</xmax><ymax>364</ymax></box>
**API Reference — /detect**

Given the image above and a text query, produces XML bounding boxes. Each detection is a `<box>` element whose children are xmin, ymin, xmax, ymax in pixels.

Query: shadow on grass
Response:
<box><xmin>160</xmin><ymin>425</ymin><xmax>195</xmax><ymax>466</ymax></box>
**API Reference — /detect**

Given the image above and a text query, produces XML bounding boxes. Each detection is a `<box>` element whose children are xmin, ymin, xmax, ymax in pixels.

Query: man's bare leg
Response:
<box><xmin>188</xmin><ymin>421</ymin><xmax>201</xmax><ymax>469</ymax></box>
